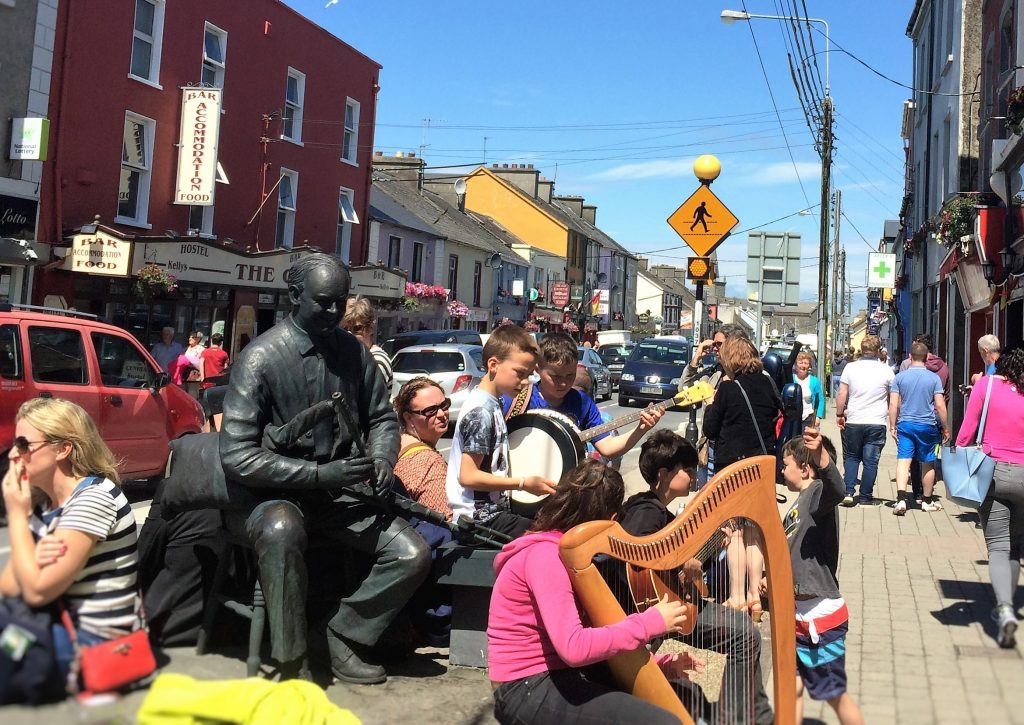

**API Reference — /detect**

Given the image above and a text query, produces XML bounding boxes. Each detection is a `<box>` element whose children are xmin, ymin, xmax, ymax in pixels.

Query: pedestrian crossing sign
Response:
<box><xmin>667</xmin><ymin>185</ymin><xmax>739</xmax><ymax>256</ymax></box>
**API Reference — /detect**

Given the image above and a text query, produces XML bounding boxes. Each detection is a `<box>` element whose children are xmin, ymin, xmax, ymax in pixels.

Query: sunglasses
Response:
<box><xmin>409</xmin><ymin>399</ymin><xmax>452</xmax><ymax>418</ymax></box>
<box><xmin>13</xmin><ymin>436</ymin><xmax>50</xmax><ymax>455</ymax></box>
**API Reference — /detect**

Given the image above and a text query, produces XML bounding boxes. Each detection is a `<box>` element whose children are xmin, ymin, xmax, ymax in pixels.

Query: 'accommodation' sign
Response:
<box><xmin>174</xmin><ymin>88</ymin><xmax>222</xmax><ymax>206</ymax></box>
<box><xmin>67</xmin><ymin>231</ymin><xmax>133</xmax><ymax>277</ymax></box>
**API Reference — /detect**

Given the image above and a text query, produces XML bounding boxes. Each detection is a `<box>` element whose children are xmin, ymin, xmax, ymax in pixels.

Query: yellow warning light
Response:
<box><xmin>687</xmin><ymin>256</ymin><xmax>713</xmax><ymax>283</ymax></box>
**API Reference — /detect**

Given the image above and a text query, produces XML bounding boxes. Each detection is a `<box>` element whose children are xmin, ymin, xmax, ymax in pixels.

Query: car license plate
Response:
<box><xmin>640</xmin><ymin>386</ymin><xmax>661</xmax><ymax>395</ymax></box>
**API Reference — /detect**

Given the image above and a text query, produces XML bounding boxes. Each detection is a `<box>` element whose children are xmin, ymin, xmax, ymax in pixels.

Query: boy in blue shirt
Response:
<box><xmin>500</xmin><ymin>332</ymin><xmax>663</xmax><ymax>457</ymax></box>
<box><xmin>888</xmin><ymin>341</ymin><xmax>950</xmax><ymax>515</ymax></box>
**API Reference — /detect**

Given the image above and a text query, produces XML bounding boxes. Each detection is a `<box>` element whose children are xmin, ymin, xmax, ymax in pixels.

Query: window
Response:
<box><xmin>411</xmin><ymin>242</ymin><xmax>424</xmax><ymax>282</ymax></box>
<box><xmin>0</xmin><ymin>324</ymin><xmax>23</xmax><ymax>380</ymax></box>
<box><xmin>91</xmin><ymin>332</ymin><xmax>157</xmax><ymax>388</ymax></box>
<box><xmin>448</xmin><ymin>254</ymin><xmax>459</xmax><ymax>298</ymax></box>
<box><xmin>336</xmin><ymin>187</ymin><xmax>358</xmax><ymax>261</ymax></box>
<box><xmin>275</xmin><ymin>169</ymin><xmax>297</xmax><ymax>249</ymax></box>
<box><xmin>28</xmin><ymin>327</ymin><xmax>88</xmax><ymax>385</ymax></box>
<box><xmin>282</xmin><ymin>68</ymin><xmax>305</xmax><ymax>142</ymax></box>
<box><xmin>473</xmin><ymin>261</ymin><xmax>482</xmax><ymax>306</ymax></box>
<box><xmin>342</xmin><ymin>98</ymin><xmax>360</xmax><ymax>164</ymax></box>
<box><xmin>118</xmin><ymin>112</ymin><xmax>155</xmax><ymax>226</ymax></box>
<box><xmin>201</xmin><ymin>22</ymin><xmax>227</xmax><ymax>90</ymax></box>
<box><xmin>188</xmin><ymin>205</ymin><xmax>214</xmax><ymax>237</ymax></box>
<box><xmin>387</xmin><ymin>235</ymin><xmax>402</xmax><ymax>268</ymax></box>
<box><xmin>129</xmin><ymin>0</ymin><xmax>164</xmax><ymax>85</ymax></box>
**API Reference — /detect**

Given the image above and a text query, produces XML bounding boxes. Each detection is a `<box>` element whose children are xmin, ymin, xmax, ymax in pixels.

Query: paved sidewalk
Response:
<box><xmin>800</xmin><ymin>414</ymin><xmax>1024</xmax><ymax>725</ymax></box>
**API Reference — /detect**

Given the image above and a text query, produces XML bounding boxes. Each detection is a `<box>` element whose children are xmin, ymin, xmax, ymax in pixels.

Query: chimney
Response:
<box><xmin>490</xmin><ymin>162</ymin><xmax>540</xmax><ymax>198</ymax></box>
<box><xmin>537</xmin><ymin>176</ymin><xmax>553</xmax><ymax>203</ymax></box>
<box><xmin>637</xmin><ymin>256</ymin><xmax>648</xmax><ymax>271</ymax></box>
<box><xmin>553</xmin><ymin>195</ymin><xmax>584</xmax><ymax>218</ymax></box>
<box><xmin>372</xmin><ymin>151</ymin><xmax>426</xmax><ymax>186</ymax></box>
<box><xmin>582</xmin><ymin>204</ymin><xmax>596</xmax><ymax>225</ymax></box>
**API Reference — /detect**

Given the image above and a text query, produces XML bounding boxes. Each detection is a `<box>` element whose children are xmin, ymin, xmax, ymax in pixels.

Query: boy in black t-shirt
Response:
<box><xmin>615</xmin><ymin>430</ymin><xmax>773</xmax><ymax>725</ymax></box>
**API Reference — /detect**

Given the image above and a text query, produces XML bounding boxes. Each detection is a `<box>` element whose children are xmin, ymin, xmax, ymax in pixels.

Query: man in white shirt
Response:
<box><xmin>834</xmin><ymin>335</ymin><xmax>894</xmax><ymax>506</ymax></box>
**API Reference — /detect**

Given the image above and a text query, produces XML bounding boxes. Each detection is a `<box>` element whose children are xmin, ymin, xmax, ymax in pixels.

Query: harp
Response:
<box><xmin>559</xmin><ymin>455</ymin><xmax>796</xmax><ymax>725</ymax></box>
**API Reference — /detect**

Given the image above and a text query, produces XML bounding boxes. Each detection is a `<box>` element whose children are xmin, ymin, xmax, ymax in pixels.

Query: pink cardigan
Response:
<box><xmin>487</xmin><ymin>530</ymin><xmax>669</xmax><ymax>682</ymax></box>
<box><xmin>956</xmin><ymin>376</ymin><xmax>1024</xmax><ymax>464</ymax></box>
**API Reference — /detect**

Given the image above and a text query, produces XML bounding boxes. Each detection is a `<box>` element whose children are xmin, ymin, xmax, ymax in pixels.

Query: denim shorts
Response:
<box><xmin>896</xmin><ymin>422</ymin><xmax>940</xmax><ymax>462</ymax></box>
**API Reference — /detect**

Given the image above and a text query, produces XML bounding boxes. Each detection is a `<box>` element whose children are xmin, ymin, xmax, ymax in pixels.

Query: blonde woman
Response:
<box><xmin>1</xmin><ymin>399</ymin><xmax>140</xmax><ymax>685</ymax></box>
<box><xmin>343</xmin><ymin>297</ymin><xmax>393</xmax><ymax>389</ymax></box>
<box><xmin>793</xmin><ymin>351</ymin><xmax>825</xmax><ymax>430</ymax></box>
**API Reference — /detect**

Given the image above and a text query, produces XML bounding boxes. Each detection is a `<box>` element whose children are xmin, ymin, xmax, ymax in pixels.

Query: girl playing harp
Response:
<box><xmin>487</xmin><ymin>459</ymin><xmax>703</xmax><ymax>724</ymax></box>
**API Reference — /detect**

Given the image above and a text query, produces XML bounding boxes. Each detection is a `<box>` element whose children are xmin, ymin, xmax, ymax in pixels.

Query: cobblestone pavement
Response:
<box><xmin>7</xmin><ymin>410</ymin><xmax>1023</xmax><ymax>724</ymax></box>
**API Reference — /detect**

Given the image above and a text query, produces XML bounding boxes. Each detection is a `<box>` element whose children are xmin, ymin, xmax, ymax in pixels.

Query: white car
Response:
<box><xmin>389</xmin><ymin>344</ymin><xmax>486</xmax><ymax>423</ymax></box>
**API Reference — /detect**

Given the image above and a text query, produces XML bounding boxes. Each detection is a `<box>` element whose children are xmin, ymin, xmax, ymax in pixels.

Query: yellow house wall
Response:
<box><xmin>465</xmin><ymin>173</ymin><xmax>568</xmax><ymax>258</ymax></box>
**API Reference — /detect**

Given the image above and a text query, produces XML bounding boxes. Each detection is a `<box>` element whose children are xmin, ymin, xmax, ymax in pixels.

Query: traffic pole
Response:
<box><xmin>685</xmin><ymin>280</ymin><xmax>704</xmax><ymax>445</ymax></box>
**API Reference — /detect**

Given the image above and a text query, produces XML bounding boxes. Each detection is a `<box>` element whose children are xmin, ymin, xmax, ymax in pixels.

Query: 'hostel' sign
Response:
<box><xmin>174</xmin><ymin>87</ymin><xmax>222</xmax><ymax>206</ymax></box>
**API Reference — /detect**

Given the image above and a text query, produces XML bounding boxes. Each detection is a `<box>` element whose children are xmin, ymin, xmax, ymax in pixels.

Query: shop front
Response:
<box><xmin>349</xmin><ymin>265</ymin><xmax>453</xmax><ymax>338</ymax></box>
<box><xmin>0</xmin><ymin>193</ymin><xmax>45</xmax><ymax>305</ymax></box>
<box><xmin>39</xmin><ymin>225</ymin><xmax>319</xmax><ymax>355</ymax></box>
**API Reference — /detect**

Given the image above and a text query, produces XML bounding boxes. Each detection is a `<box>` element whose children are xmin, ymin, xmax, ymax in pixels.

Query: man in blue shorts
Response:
<box><xmin>889</xmin><ymin>341</ymin><xmax>950</xmax><ymax>515</ymax></box>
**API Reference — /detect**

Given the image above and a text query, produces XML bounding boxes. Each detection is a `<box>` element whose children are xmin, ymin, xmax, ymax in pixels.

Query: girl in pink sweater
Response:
<box><xmin>487</xmin><ymin>459</ymin><xmax>702</xmax><ymax>724</ymax></box>
<box><xmin>955</xmin><ymin>348</ymin><xmax>1024</xmax><ymax>648</ymax></box>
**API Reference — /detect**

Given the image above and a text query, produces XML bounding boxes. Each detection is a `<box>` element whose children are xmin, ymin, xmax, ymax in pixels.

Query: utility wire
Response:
<box><xmin>840</xmin><ymin>210</ymin><xmax>881</xmax><ymax>251</ymax></box>
<box><xmin>740</xmin><ymin>0</ymin><xmax>813</xmax><ymax>208</ymax></box>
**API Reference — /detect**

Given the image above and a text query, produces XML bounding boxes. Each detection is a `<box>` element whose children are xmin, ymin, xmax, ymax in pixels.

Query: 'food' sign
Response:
<box><xmin>174</xmin><ymin>88</ymin><xmax>222</xmax><ymax>206</ymax></box>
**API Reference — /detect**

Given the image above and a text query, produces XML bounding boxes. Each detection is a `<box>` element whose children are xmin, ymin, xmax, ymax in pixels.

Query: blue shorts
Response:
<box><xmin>896</xmin><ymin>422</ymin><xmax>941</xmax><ymax>462</ymax></box>
<box><xmin>796</xmin><ymin>621</ymin><xmax>848</xmax><ymax>701</ymax></box>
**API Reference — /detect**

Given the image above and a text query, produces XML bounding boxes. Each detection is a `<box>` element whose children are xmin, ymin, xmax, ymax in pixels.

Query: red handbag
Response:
<box><xmin>60</xmin><ymin>606</ymin><xmax>156</xmax><ymax>695</ymax></box>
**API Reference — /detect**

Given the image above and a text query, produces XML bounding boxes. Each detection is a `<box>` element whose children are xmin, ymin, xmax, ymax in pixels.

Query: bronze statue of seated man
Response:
<box><xmin>218</xmin><ymin>253</ymin><xmax>431</xmax><ymax>684</ymax></box>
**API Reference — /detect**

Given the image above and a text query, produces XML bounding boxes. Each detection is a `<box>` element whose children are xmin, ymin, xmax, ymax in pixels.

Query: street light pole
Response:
<box><xmin>722</xmin><ymin>7</ymin><xmax>832</xmax><ymax>383</ymax></box>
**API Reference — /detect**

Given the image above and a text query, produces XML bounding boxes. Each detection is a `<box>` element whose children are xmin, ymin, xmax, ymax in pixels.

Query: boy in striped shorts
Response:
<box><xmin>779</xmin><ymin>428</ymin><xmax>864</xmax><ymax>724</ymax></box>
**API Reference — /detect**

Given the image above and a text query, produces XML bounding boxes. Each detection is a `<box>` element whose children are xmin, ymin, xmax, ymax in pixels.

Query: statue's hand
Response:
<box><xmin>372</xmin><ymin>459</ymin><xmax>396</xmax><ymax>500</ymax></box>
<box><xmin>316</xmin><ymin>457</ymin><xmax>375</xmax><ymax>490</ymax></box>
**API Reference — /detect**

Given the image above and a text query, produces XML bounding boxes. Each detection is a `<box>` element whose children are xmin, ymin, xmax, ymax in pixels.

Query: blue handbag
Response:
<box><xmin>941</xmin><ymin>376</ymin><xmax>996</xmax><ymax>508</ymax></box>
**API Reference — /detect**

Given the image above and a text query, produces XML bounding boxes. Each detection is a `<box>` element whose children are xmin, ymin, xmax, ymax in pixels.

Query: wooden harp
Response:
<box><xmin>559</xmin><ymin>455</ymin><xmax>796</xmax><ymax>725</ymax></box>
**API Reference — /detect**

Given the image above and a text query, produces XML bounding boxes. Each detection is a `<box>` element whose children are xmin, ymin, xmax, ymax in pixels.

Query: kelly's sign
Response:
<box><xmin>174</xmin><ymin>88</ymin><xmax>222</xmax><ymax>206</ymax></box>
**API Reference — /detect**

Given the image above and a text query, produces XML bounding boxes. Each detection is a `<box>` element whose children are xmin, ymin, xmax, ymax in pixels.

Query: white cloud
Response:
<box><xmin>738</xmin><ymin>161</ymin><xmax>822</xmax><ymax>186</ymax></box>
<box><xmin>589</xmin><ymin>159</ymin><xmax>697</xmax><ymax>181</ymax></box>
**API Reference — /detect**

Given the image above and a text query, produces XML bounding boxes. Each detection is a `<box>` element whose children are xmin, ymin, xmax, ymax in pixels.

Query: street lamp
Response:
<box><xmin>722</xmin><ymin>7</ymin><xmax>832</xmax><ymax>385</ymax></box>
<box><xmin>720</xmin><ymin>9</ymin><xmax>830</xmax><ymax>96</ymax></box>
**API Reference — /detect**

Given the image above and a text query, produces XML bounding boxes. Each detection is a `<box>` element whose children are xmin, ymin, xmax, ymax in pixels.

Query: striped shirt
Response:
<box><xmin>30</xmin><ymin>477</ymin><xmax>140</xmax><ymax>639</ymax></box>
<box><xmin>370</xmin><ymin>344</ymin><xmax>394</xmax><ymax>388</ymax></box>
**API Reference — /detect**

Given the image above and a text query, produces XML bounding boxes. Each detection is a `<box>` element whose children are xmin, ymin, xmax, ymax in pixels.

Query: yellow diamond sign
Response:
<box><xmin>666</xmin><ymin>185</ymin><xmax>739</xmax><ymax>256</ymax></box>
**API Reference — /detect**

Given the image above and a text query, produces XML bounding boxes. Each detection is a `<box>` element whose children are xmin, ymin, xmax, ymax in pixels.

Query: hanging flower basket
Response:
<box><xmin>562</xmin><ymin>321</ymin><xmax>579</xmax><ymax>333</ymax></box>
<box><xmin>524</xmin><ymin>319</ymin><xmax>540</xmax><ymax>332</ymax></box>
<box><xmin>401</xmin><ymin>296</ymin><xmax>421</xmax><ymax>312</ymax></box>
<box><xmin>447</xmin><ymin>300</ymin><xmax>469</xmax><ymax>318</ymax></box>
<box><xmin>935</xmin><ymin>196</ymin><xmax>975</xmax><ymax>247</ymax></box>
<box><xmin>405</xmin><ymin>282</ymin><xmax>448</xmax><ymax>300</ymax></box>
<box><xmin>1008</xmin><ymin>87</ymin><xmax>1024</xmax><ymax>134</ymax></box>
<box><xmin>134</xmin><ymin>263</ymin><xmax>177</xmax><ymax>300</ymax></box>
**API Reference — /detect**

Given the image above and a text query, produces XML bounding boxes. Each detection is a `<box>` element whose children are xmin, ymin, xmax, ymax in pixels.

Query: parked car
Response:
<box><xmin>0</xmin><ymin>304</ymin><xmax>206</xmax><ymax>487</ymax></box>
<box><xmin>597</xmin><ymin>343</ymin><xmax>635</xmax><ymax>391</ymax></box>
<box><xmin>618</xmin><ymin>337</ymin><xmax>692</xmax><ymax>407</ymax></box>
<box><xmin>381</xmin><ymin>329</ymin><xmax>483</xmax><ymax>357</ymax></box>
<box><xmin>577</xmin><ymin>347</ymin><xmax>612</xmax><ymax>401</ymax></box>
<box><xmin>389</xmin><ymin>344</ymin><xmax>486</xmax><ymax>423</ymax></box>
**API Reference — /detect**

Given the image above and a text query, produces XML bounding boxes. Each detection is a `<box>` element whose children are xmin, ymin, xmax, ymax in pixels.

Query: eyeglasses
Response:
<box><xmin>409</xmin><ymin>399</ymin><xmax>452</xmax><ymax>418</ymax></box>
<box><xmin>13</xmin><ymin>436</ymin><xmax>50</xmax><ymax>456</ymax></box>
<box><xmin>711</xmin><ymin>341</ymin><xmax>723</xmax><ymax>348</ymax></box>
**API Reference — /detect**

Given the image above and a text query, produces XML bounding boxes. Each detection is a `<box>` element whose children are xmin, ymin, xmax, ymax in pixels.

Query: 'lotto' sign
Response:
<box><xmin>174</xmin><ymin>87</ymin><xmax>222</xmax><ymax>206</ymax></box>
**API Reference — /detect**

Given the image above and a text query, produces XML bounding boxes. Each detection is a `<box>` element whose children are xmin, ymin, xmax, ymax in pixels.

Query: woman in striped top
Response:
<box><xmin>1</xmin><ymin>398</ymin><xmax>140</xmax><ymax>681</ymax></box>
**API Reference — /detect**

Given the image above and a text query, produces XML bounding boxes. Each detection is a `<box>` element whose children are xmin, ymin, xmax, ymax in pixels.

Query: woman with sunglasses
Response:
<box><xmin>1</xmin><ymin>398</ymin><xmax>140</xmax><ymax>694</ymax></box>
<box><xmin>393</xmin><ymin>376</ymin><xmax>453</xmax><ymax>521</ymax></box>
<box><xmin>342</xmin><ymin>297</ymin><xmax>393</xmax><ymax>389</ymax></box>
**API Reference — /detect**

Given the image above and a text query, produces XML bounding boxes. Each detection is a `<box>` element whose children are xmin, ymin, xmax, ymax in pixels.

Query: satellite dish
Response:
<box><xmin>485</xmin><ymin>252</ymin><xmax>502</xmax><ymax>269</ymax></box>
<box><xmin>453</xmin><ymin>178</ymin><xmax>468</xmax><ymax>196</ymax></box>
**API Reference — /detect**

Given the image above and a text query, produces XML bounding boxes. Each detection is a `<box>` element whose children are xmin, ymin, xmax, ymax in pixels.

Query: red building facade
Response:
<box><xmin>34</xmin><ymin>0</ymin><xmax>380</xmax><ymax>350</ymax></box>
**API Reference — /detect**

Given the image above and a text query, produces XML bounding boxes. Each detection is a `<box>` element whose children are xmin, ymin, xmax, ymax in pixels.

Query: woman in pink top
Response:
<box><xmin>955</xmin><ymin>347</ymin><xmax>1024</xmax><ymax>648</ymax></box>
<box><xmin>487</xmin><ymin>459</ymin><xmax>703</xmax><ymax>724</ymax></box>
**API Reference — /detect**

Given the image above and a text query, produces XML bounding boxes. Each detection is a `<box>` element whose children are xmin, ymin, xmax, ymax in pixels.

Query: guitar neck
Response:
<box><xmin>580</xmin><ymin>397</ymin><xmax>677</xmax><ymax>442</ymax></box>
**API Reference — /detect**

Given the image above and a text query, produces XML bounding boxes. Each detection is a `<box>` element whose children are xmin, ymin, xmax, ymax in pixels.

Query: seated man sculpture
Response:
<box><xmin>219</xmin><ymin>252</ymin><xmax>431</xmax><ymax>684</ymax></box>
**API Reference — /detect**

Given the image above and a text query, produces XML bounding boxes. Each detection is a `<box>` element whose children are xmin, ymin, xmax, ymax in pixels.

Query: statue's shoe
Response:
<box><xmin>310</xmin><ymin>631</ymin><xmax>387</xmax><ymax>685</ymax></box>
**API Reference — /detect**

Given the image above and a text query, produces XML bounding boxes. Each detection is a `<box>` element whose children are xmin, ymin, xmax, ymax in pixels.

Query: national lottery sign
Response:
<box><xmin>174</xmin><ymin>87</ymin><xmax>222</xmax><ymax>206</ymax></box>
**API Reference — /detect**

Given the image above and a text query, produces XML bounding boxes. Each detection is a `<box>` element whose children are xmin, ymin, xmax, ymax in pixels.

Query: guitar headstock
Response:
<box><xmin>672</xmin><ymin>380</ymin><xmax>714</xmax><ymax>408</ymax></box>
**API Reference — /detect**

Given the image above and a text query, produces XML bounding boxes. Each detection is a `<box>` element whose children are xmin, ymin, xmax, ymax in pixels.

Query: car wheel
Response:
<box><xmin>618</xmin><ymin>394</ymin><xmax>631</xmax><ymax>407</ymax></box>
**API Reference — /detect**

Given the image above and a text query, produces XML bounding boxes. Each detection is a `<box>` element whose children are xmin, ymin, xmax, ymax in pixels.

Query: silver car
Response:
<box><xmin>389</xmin><ymin>343</ymin><xmax>486</xmax><ymax>422</ymax></box>
<box><xmin>577</xmin><ymin>347</ymin><xmax>613</xmax><ymax>401</ymax></box>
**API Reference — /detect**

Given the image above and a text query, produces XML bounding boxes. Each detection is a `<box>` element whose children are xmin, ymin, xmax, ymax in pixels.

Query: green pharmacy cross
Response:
<box><xmin>873</xmin><ymin>259</ymin><xmax>891</xmax><ymax>279</ymax></box>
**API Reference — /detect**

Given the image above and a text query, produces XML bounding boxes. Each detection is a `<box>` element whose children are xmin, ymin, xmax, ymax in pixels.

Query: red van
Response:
<box><xmin>0</xmin><ymin>304</ymin><xmax>205</xmax><ymax>484</ymax></box>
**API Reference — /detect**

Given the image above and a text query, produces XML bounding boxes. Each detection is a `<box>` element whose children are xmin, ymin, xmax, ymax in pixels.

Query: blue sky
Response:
<box><xmin>289</xmin><ymin>0</ymin><xmax>915</xmax><ymax>313</ymax></box>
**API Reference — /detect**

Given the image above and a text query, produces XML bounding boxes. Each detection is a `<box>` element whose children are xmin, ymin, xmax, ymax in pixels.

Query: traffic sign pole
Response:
<box><xmin>686</xmin><ymin>279</ymin><xmax>704</xmax><ymax>446</ymax></box>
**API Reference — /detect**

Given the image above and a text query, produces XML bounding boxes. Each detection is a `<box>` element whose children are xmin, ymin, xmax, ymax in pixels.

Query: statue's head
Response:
<box><xmin>284</xmin><ymin>253</ymin><xmax>351</xmax><ymax>339</ymax></box>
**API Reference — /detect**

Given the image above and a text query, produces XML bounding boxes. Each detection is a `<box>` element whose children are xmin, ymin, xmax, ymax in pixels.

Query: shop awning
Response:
<box><xmin>0</xmin><ymin>237</ymin><xmax>41</xmax><ymax>266</ymax></box>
